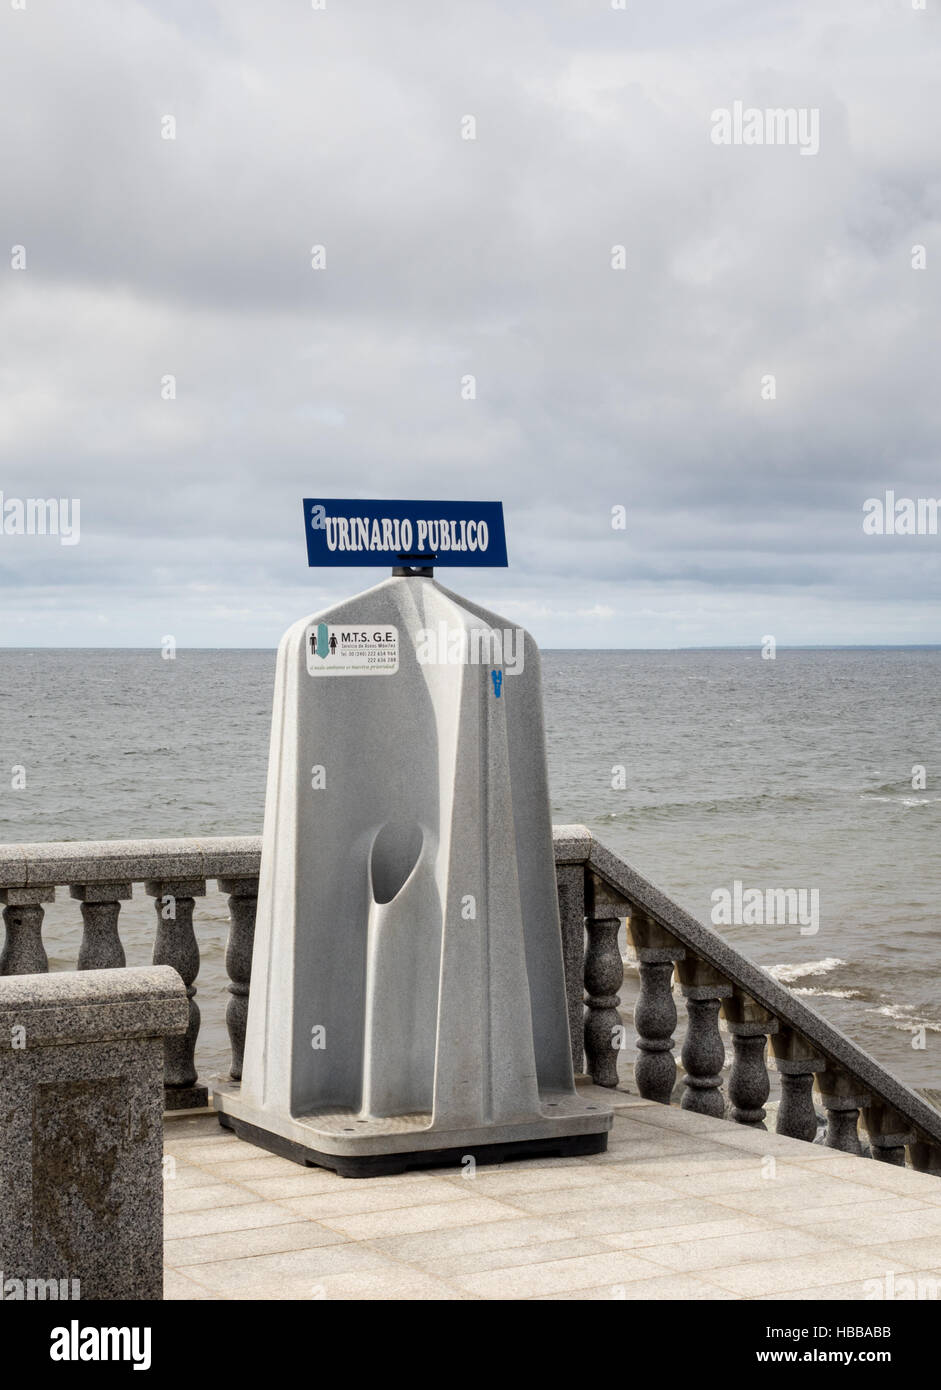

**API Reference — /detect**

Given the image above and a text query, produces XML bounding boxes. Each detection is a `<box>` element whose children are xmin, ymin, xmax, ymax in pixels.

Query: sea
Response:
<box><xmin>0</xmin><ymin>647</ymin><xmax>938</xmax><ymax>1094</ymax></box>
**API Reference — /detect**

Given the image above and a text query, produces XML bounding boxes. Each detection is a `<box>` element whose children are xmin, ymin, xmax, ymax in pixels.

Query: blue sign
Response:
<box><xmin>303</xmin><ymin>499</ymin><xmax>508</xmax><ymax>567</ymax></box>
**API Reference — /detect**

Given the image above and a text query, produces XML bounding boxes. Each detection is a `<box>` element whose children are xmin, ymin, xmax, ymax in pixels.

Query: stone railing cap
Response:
<box><xmin>552</xmin><ymin>825</ymin><xmax>593</xmax><ymax>864</ymax></box>
<box><xmin>0</xmin><ymin>965</ymin><xmax>189</xmax><ymax>1045</ymax></box>
<box><xmin>0</xmin><ymin>837</ymin><xmax>262</xmax><ymax>887</ymax></box>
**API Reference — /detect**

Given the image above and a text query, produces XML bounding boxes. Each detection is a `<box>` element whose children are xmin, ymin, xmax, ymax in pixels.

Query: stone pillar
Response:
<box><xmin>722</xmin><ymin>990</ymin><xmax>779</xmax><ymax>1128</ymax></box>
<box><xmin>863</xmin><ymin>1102</ymin><xmax>915</xmax><ymax>1166</ymax></box>
<box><xmin>815</xmin><ymin>1066</ymin><xmax>869</xmax><ymax>1155</ymax></box>
<box><xmin>910</xmin><ymin>1140</ymin><xmax>941</xmax><ymax>1176</ymax></box>
<box><xmin>675</xmin><ymin>955</ymin><xmax>732</xmax><ymax>1118</ymax></box>
<box><xmin>218</xmin><ymin>876</ymin><xmax>258</xmax><ymax>1081</ymax></box>
<box><xmin>146</xmin><ymin>876</ymin><xmax>207</xmax><ymax>1109</ymax></box>
<box><xmin>626</xmin><ymin>908</ymin><xmax>685</xmax><ymax>1105</ymax></box>
<box><xmin>583</xmin><ymin>875</ymin><xmax>625</xmax><ymax>1088</ymax></box>
<box><xmin>0</xmin><ymin>965</ymin><xmax>187</xmax><ymax>1300</ymax></box>
<box><xmin>771</xmin><ymin>1029</ymin><xmax>825</xmax><ymax>1142</ymax></box>
<box><xmin>0</xmin><ymin>886</ymin><xmax>54</xmax><ymax>975</ymax></box>
<box><xmin>71</xmin><ymin>882</ymin><xmax>132</xmax><ymax>970</ymax></box>
<box><xmin>555</xmin><ymin>864</ymin><xmax>587</xmax><ymax>1076</ymax></box>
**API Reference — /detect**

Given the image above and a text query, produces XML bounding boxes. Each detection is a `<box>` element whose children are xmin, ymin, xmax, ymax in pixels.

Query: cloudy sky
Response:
<box><xmin>1</xmin><ymin>0</ymin><xmax>940</xmax><ymax>648</ymax></box>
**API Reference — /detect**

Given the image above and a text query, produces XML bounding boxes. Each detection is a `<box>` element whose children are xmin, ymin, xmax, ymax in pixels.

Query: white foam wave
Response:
<box><xmin>791</xmin><ymin>987</ymin><xmax>863</xmax><ymax>1000</ymax></box>
<box><xmin>860</xmin><ymin>794</ymin><xmax>941</xmax><ymax>808</ymax></box>
<box><xmin>870</xmin><ymin>1003</ymin><xmax>941</xmax><ymax>1033</ymax></box>
<box><xmin>769</xmin><ymin>957</ymin><xmax>846</xmax><ymax>983</ymax></box>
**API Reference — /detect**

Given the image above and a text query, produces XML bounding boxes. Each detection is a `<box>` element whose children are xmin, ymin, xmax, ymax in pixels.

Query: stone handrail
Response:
<box><xmin>0</xmin><ymin>827</ymin><xmax>939</xmax><ymax>1175</ymax></box>
<box><xmin>555</xmin><ymin>825</ymin><xmax>941</xmax><ymax>1174</ymax></box>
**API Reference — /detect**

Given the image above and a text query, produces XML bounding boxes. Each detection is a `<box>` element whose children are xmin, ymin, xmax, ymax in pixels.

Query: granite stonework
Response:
<box><xmin>0</xmin><ymin>821</ymin><xmax>937</xmax><ymax>1170</ymax></box>
<box><xmin>214</xmin><ymin>575</ymin><xmax>612</xmax><ymax>1172</ymax></box>
<box><xmin>0</xmin><ymin>966</ymin><xmax>187</xmax><ymax>1300</ymax></box>
<box><xmin>585</xmin><ymin>833</ymin><xmax>941</xmax><ymax>1149</ymax></box>
<box><xmin>0</xmin><ymin>837</ymin><xmax>263</xmax><ymax>890</ymax></box>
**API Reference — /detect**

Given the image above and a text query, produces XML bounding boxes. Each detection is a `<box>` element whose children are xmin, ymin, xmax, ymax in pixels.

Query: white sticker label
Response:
<box><xmin>306</xmin><ymin>623</ymin><xmax>399</xmax><ymax>676</ymax></box>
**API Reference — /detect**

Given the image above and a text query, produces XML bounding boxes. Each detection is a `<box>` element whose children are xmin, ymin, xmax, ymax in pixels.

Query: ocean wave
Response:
<box><xmin>594</xmin><ymin>789</ymin><xmax>819</xmax><ymax>822</ymax></box>
<box><xmin>791</xmin><ymin>987</ymin><xmax>864</xmax><ymax>1000</ymax></box>
<box><xmin>869</xmin><ymin>1002</ymin><xmax>941</xmax><ymax>1034</ymax></box>
<box><xmin>864</xmin><ymin>779</ymin><xmax>929</xmax><ymax>797</ymax></box>
<box><xmin>769</xmin><ymin>957</ymin><xmax>846</xmax><ymax>983</ymax></box>
<box><xmin>859</xmin><ymin>794</ymin><xmax>941</xmax><ymax>808</ymax></box>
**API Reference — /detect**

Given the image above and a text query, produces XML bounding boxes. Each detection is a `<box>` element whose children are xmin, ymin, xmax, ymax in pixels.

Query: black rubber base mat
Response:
<box><xmin>217</xmin><ymin>1112</ymin><xmax>608</xmax><ymax>1178</ymax></box>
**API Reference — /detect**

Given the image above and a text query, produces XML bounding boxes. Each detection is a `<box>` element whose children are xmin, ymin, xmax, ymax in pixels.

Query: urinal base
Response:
<box><xmin>216</xmin><ymin>1111</ymin><xmax>608</xmax><ymax>1178</ymax></box>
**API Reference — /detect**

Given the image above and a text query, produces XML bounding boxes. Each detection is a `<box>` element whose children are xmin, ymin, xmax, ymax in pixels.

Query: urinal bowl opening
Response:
<box><xmin>369</xmin><ymin>821</ymin><xmax>424</xmax><ymax>904</ymax></box>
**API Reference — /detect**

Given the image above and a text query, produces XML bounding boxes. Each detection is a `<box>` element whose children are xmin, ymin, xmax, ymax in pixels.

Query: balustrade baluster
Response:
<box><xmin>815</xmin><ymin>1066</ymin><xmax>869</xmax><ymax>1155</ymax></box>
<box><xmin>71</xmin><ymin>882</ymin><xmax>131</xmax><ymax>969</ymax></box>
<box><xmin>722</xmin><ymin>990</ymin><xmax>778</xmax><ymax>1127</ymax></box>
<box><xmin>583</xmin><ymin>876</ymin><xmax>625</xmax><ymax>1087</ymax></box>
<box><xmin>556</xmin><ymin>863</ymin><xmax>587</xmax><ymax>1076</ymax></box>
<box><xmin>910</xmin><ymin>1140</ymin><xmax>941</xmax><ymax>1176</ymax></box>
<box><xmin>218</xmin><ymin>875</ymin><xmax>258</xmax><ymax>1081</ymax></box>
<box><xmin>627</xmin><ymin>907</ymin><xmax>684</xmax><ymax>1105</ymax></box>
<box><xmin>863</xmin><ymin>1103</ymin><xmax>915</xmax><ymax>1166</ymax></box>
<box><xmin>0</xmin><ymin>886</ymin><xmax>53</xmax><ymax>974</ymax></box>
<box><xmin>147</xmin><ymin>875</ymin><xmax>207</xmax><ymax>1108</ymax></box>
<box><xmin>676</xmin><ymin>955</ymin><xmax>731</xmax><ymax>1118</ymax></box>
<box><xmin>772</xmin><ymin>1029</ymin><xmax>825</xmax><ymax>1142</ymax></box>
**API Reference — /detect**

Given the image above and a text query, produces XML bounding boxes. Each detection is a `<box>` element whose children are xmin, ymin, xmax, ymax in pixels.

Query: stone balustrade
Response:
<box><xmin>0</xmin><ymin>837</ymin><xmax>258</xmax><ymax>1109</ymax></box>
<box><xmin>560</xmin><ymin>827</ymin><xmax>941</xmax><ymax>1176</ymax></box>
<box><xmin>1</xmin><ymin>827</ymin><xmax>939</xmax><ymax>1178</ymax></box>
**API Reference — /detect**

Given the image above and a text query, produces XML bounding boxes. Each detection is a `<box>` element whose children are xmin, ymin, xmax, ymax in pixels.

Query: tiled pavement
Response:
<box><xmin>163</xmin><ymin>1085</ymin><xmax>941</xmax><ymax>1300</ymax></box>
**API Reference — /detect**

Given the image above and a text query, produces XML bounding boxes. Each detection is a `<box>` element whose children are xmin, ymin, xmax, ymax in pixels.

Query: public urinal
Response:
<box><xmin>213</xmin><ymin>572</ymin><xmax>612</xmax><ymax>1175</ymax></box>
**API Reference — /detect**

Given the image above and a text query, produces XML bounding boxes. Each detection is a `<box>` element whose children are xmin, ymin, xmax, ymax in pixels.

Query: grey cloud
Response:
<box><xmin>1</xmin><ymin>0</ymin><xmax>940</xmax><ymax>645</ymax></box>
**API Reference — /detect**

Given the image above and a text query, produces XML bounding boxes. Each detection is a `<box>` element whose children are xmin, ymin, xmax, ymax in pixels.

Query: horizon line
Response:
<box><xmin>1</xmin><ymin>643</ymin><xmax>939</xmax><ymax>653</ymax></box>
